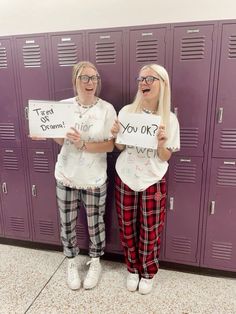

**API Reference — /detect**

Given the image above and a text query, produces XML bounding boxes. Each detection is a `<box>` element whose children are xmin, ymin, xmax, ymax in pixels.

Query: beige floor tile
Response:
<box><xmin>0</xmin><ymin>244</ymin><xmax>64</xmax><ymax>314</ymax></box>
<box><xmin>1</xmin><ymin>244</ymin><xmax>236</xmax><ymax>314</ymax></box>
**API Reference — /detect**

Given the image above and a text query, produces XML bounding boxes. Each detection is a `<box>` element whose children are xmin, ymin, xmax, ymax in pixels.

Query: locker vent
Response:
<box><xmin>136</xmin><ymin>40</ymin><xmax>158</xmax><ymax>62</ymax></box>
<box><xmin>228</xmin><ymin>35</ymin><xmax>236</xmax><ymax>59</ymax></box>
<box><xmin>211</xmin><ymin>241</ymin><xmax>232</xmax><ymax>260</ymax></box>
<box><xmin>33</xmin><ymin>156</ymin><xmax>50</xmax><ymax>173</ymax></box>
<box><xmin>95</xmin><ymin>42</ymin><xmax>116</xmax><ymax>64</ymax></box>
<box><xmin>0</xmin><ymin>46</ymin><xmax>7</xmax><ymax>69</ymax></box>
<box><xmin>0</xmin><ymin>123</ymin><xmax>17</xmax><ymax>141</ymax></box>
<box><xmin>57</xmin><ymin>43</ymin><xmax>77</xmax><ymax>66</ymax></box>
<box><xmin>174</xmin><ymin>162</ymin><xmax>197</xmax><ymax>183</ymax></box>
<box><xmin>23</xmin><ymin>44</ymin><xmax>41</xmax><ymax>68</ymax></box>
<box><xmin>76</xmin><ymin>223</ymin><xmax>88</xmax><ymax>239</ymax></box>
<box><xmin>171</xmin><ymin>236</ymin><xmax>191</xmax><ymax>255</ymax></box>
<box><xmin>217</xmin><ymin>166</ymin><xmax>236</xmax><ymax>186</ymax></box>
<box><xmin>3</xmin><ymin>152</ymin><xmax>19</xmax><ymax>170</ymax></box>
<box><xmin>180</xmin><ymin>128</ymin><xmax>199</xmax><ymax>148</ymax></box>
<box><xmin>181</xmin><ymin>37</ymin><xmax>205</xmax><ymax>60</ymax></box>
<box><xmin>220</xmin><ymin>129</ymin><xmax>236</xmax><ymax>149</ymax></box>
<box><xmin>10</xmin><ymin>217</ymin><xmax>25</xmax><ymax>232</ymax></box>
<box><xmin>39</xmin><ymin>220</ymin><xmax>54</xmax><ymax>236</ymax></box>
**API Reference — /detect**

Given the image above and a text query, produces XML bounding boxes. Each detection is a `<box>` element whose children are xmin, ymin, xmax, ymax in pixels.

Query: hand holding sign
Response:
<box><xmin>116</xmin><ymin>112</ymin><xmax>161</xmax><ymax>149</ymax></box>
<box><xmin>28</xmin><ymin>100</ymin><xmax>77</xmax><ymax>138</ymax></box>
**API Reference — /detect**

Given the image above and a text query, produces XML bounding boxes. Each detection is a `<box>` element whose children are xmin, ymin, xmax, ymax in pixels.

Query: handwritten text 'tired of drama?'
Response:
<box><xmin>32</xmin><ymin>107</ymin><xmax>66</xmax><ymax>131</ymax></box>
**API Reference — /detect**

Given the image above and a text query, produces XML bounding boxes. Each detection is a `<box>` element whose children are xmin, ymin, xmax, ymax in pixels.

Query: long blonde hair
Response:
<box><xmin>72</xmin><ymin>61</ymin><xmax>101</xmax><ymax>96</ymax></box>
<box><xmin>129</xmin><ymin>63</ymin><xmax>171</xmax><ymax>137</ymax></box>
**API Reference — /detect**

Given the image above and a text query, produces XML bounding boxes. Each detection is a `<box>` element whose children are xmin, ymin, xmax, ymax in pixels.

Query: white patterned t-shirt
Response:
<box><xmin>115</xmin><ymin>105</ymin><xmax>180</xmax><ymax>191</ymax></box>
<box><xmin>55</xmin><ymin>97</ymin><xmax>117</xmax><ymax>189</ymax></box>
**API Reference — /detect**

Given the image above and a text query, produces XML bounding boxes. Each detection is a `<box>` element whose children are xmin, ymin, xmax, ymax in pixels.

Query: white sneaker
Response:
<box><xmin>126</xmin><ymin>272</ymin><xmax>139</xmax><ymax>292</ymax></box>
<box><xmin>83</xmin><ymin>257</ymin><xmax>102</xmax><ymax>289</ymax></box>
<box><xmin>138</xmin><ymin>277</ymin><xmax>154</xmax><ymax>295</ymax></box>
<box><xmin>67</xmin><ymin>258</ymin><xmax>81</xmax><ymax>290</ymax></box>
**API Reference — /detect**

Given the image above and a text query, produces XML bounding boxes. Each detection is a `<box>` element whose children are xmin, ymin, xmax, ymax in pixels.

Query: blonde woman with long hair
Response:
<box><xmin>111</xmin><ymin>64</ymin><xmax>180</xmax><ymax>294</ymax></box>
<box><xmin>54</xmin><ymin>61</ymin><xmax>117</xmax><ymax>291</ymax></box>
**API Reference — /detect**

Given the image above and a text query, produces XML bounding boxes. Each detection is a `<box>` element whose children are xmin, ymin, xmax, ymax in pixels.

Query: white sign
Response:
<box><xmin>28</xmin><ymin>100</ymin><xmax>77</xmax><ymax>138</ymax></box>
<box><xmin>116</xmin><ymin>112</ymin><xmax>161</xmax><ymax>149</ymax></box>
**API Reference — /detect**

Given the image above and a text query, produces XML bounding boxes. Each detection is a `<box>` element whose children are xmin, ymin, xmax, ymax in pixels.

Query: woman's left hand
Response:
<box><xmin>157</xmin><ymin>125</ymin><xmax>167</xmax><ymax>148</ymax></box>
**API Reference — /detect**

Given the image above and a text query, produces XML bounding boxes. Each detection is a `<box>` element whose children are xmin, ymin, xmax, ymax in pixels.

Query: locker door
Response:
<box><xmin>15</xmin><ymin>35</ymin><xmax>52</xmax><ymax>148</ymax></box>
<box><xmin>87</xmin><ymin>30</ymin><xmax>124</xmax><ymax>111</ymax></box>
<box><xmin>203</xmin><ymin>158</ymin><xmax>236</xmax><ymax>271</ymax></box>
<box><xmin>0</xmin><ymin>38</ymin><xmax>21</xmax><ymax>147</ymax></box>
<box><xmin>0</xmin><ymin>198</ymin><xmax>3</xmax><ymax>235</ymax></box>
<box><xmin>76</xmin><ymin>207</ymin><xmax>89</xmax><ymax>250</ymax></box>
<box><xmin>50</xmin><ymin>33</ymin><xmax>84</xmax><ymax>100</ymax></box>
<box><xmin>0</xmin><ymin>148</ymin><xmax>30</xmax><ymax>240</ymax></box>
<box><xmin>105</xmin><ymin>153</ymin><xmax>123</xmax><ymax>255</ymax></box>
<box><xmin>129</xmin><ymin>27</ymin><xmax>167</xmax><ymax>101</ymax></box>
<box><xmin>28</xmin><ymin>149</ymin><xmax>60</xmax><ymax>244</ymax></box>
<box><xmin>171</xmin><ymin>24</ymin><xmax>215</xmax><ymax>156</ymax></box>
<box><xmin>212</xmin><ymin>23</ymin><xmax>236</xmax><ymax>158</ymax></box>
<box><xmin>164</xmin><ymin>156</ymin><xmax>203</xmax><ymax>265</ymax></box>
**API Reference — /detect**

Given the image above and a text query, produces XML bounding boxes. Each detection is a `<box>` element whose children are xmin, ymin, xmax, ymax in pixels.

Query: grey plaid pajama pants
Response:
<box><xmin>56</xmin><ymin>181</ymin><xmax>107</xmax><ymax>258</ymax></box>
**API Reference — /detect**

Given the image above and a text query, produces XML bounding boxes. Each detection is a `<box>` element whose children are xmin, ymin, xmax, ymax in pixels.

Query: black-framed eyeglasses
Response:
<box><xmin>77</xmin><ymin>75</ymin><xmax>100</xmax><ymax>83</ymax></box>
<box><xmin>136</xmin><ymin>76</ymin><xmax>160</xmax><ymax>85</ymax></box>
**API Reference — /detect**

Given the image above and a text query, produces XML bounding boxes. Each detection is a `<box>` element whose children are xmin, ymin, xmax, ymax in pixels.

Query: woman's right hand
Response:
<box><xmin>111</xmin><ymin>119</ymin><xmax>120</xmax><ymax>138</ymax></box>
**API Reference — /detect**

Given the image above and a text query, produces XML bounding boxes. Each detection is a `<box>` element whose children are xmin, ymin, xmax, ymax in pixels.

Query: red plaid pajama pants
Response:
<box><xmin>115</xmin><ymin>175</ymin><xmax>166</xmax><ymax>279</ymax></box>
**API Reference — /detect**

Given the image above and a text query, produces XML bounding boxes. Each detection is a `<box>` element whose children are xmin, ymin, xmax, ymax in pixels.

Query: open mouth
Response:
<box><xmin>142</xmin><ymin>88</ymin><xmax>150</xmax><ymax>94</ymax></box>
<box><xmin>85</xmin><ymin>88</ymin><xmax>94</xmax><ymax>92</ymax></box>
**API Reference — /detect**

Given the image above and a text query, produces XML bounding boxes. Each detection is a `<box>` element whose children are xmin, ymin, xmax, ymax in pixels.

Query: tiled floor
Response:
<box><xmin>0</xmin><ymin>243</ymin><xmax>236</xmax><ymax>314</ymax></box>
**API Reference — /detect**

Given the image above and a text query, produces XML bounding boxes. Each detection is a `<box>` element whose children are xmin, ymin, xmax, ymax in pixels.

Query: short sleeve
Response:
<box><xmin>103</xmin><ymin>102</ymin><xmax>117</xmax><ymax>140</ymax></box>
<box><xmin>165</xmin><ymin>112</ymin><xmax>180</xmax><ymax>152</ymax></box>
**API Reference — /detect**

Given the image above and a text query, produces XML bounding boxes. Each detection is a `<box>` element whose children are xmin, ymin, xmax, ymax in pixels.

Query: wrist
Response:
<box><xmin>80</xmin><ymin>140</ymin><xmax>87</xmax><ymax>150</ymax></box>
<box><xmin>77</xmin><ymin>140</ymin><xmax>86</xmax><ymax>150</ymax></box>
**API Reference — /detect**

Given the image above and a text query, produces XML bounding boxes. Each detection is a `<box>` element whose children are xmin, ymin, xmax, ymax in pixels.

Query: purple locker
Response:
<box><xmin>164</xmin><ymin>156</ymin><xmax>203</xmax><ymax>265</ymax></box>
<box><xmin>28</xmin><ymin>149</ymin><xmax>60</xmax><ymax>244</ymax></box>
<box><xmin>0</xmin><ymin>199</ymin><xmax>3</xmax><ymax>235</ymax></box>
<box><xmin>15</xmin><ymin>35</ymin><xmax>52</xmax><ymax>149</ymax></box>
<box><xmin>87</xmin><ymin>30</ymin><xmax>125</xmax><ymax>111</ymax></box>
<box><xmin>49</xmin><ymin>33</ymin><xmax>84</xmax><ymax>100</ymax></box>
<box><xmin>203</xmin><ymin>158</ymin><xmax>236</xmax><ymax>271</ymax></box>
<box><xmin>0</xmin><ymin>38</ymin><xmax>21</xmax><ymax>147</ymax></box>
<box><xmin>212</xmin><ymin>23</ymin><xmax>236</xmax><ymax>158</ymax></box>
<box><xmin>104</xmin><ymin>153</ymin><xmax>123</xmax><ymax>254</ymax></box>
<box><xmin>171</xmin><ymin>24</ymin><xmax>215</xmax><ymax>157</ymax></box>
<box><xmin>0</xmin><ymin>148</ymin><xmax>30</xmax><ymax>239</ymax></box>
<box><xmin>76</xmin><ymin>207</ymin><xmax>89</xmax><ymax>250</ymax></box>
<box><xmin>129</xmin><ymin>26</ymin><xmax>167</xmax><ymax>101</ymax></box>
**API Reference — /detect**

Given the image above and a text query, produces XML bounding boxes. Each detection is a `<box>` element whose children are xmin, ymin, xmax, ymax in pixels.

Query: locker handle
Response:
<box><xmin>223</xmin><ymin>161</ymin><xmax>235</xmax><ymax>165</ymax></box>
<box><xmin>2</xmin><ymin>182</ymin><xmax>7</xmax><ymax>194</ymax></box>
<box><xmin>169</xmin><ymin>197</ymin><xmax>174</xmax><ymax>210</ymax></box>
<box><xmin>210</xmin><ymin>200</ymin><xmax>215</xmax><ymax>215</ymax></box>
<box><xmin>217</xmin><ymin>107</ymin><xmax>223</xmax><ymax>123</ymax></box>
<box><xmin>25</xmin><ymin>106</ymin><xmax>29</xmax><ymax>120</ymax></box>
<box><xmin>32</xmin><ymin>185</ymin><xmax>37</xmax><ymax>197</ymax></box>
<box><xmin>180</xmin><ymin>158</ymin><xmax>191</xmax><ymax>163</ymax></box>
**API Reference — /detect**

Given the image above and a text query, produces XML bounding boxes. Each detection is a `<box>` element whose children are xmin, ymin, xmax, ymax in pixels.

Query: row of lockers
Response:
<box><xmin>0</xmin><ymin>20</ymin><xmax>236</xmax><ymax>272</ymax></box>
<box><xmin>0</xmin><ymin>21</ymin><xmax>236</xmax><ymax>158</ymax></box>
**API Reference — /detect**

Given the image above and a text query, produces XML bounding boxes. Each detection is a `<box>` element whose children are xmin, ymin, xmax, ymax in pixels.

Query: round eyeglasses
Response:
<box><xmin>136</xmin><ymin>76</ymin><xmax>160</xmax><ymax>85</ymax></box>
<box><xmin>77</xmin><ymin>75</ymin><xmax>100</xmax><ymax>83</ymax></box>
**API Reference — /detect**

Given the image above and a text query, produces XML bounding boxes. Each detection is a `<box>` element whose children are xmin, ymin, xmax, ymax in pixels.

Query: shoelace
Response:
<box><xmin>68</xmin><ymin>262</ymin><xmax>77</xmax><ymax>269</ymax></box>
<box><xmin>141</xmin><ymin>278</ymin><xmax>153</xmax><ymax>284</ymax></box>
<box><xmin>86</xmin><ymin>260</ymin><xmax>100</xmax><ymax>279</ymax></box>
<box><xmin>128</xmin><ymin>274</ymin><xmax>139</xmax><ymax>281</ymax></box>
<box><xmin>68</xmin><ymin>262</ymin><xmax>78</xmax><ymax>281</ymax></box>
